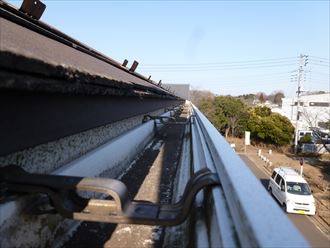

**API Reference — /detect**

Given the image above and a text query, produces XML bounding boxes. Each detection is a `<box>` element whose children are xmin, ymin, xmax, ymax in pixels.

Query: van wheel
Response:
<box><xmin>268</xmin><ymin>187</ymin><xmax>272</xmax><ymax>196</ymax></box>
<box><xmin>282</xmin><ymin>204</ymin><xmax>287</xmax><ymax>213</ymax></box>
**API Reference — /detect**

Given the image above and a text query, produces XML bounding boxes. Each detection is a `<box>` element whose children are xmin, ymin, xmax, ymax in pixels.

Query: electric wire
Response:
<box><xmin>309</xmin><ymin>56</ymin><xmax>330</xmax><ymax>61</ymax></box>
<box><xmin>141</xmin><ymin>58</ymin><xmax>298</xmax><ymax>69</ymax></box>
<box><xmin>142</xmin><ymin>55</ymin><xmax>328</xmax><ymax>94</ymax></box>
<box><xmin>139</xmin><ymin>63</ymin><xmax>298</xmax><ymax>72</ymax></box>
<box><xmin>309</xmin><ymin>63</ymin><xmax>330</xmax><ymax>68</ymax></box>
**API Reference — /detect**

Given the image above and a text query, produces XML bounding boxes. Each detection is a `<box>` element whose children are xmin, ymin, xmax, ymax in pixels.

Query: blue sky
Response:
<box><xmin>7</xmin><ymin>0</ymin><xmax>330</xmax><ymax>97</ymax></box>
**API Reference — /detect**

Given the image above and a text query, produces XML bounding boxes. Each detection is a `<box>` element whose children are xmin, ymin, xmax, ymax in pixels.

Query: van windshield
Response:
<box><xmin>286</xmin><ymin>182</ymin><xmax>311</xmax><ymax>195</ymax></box>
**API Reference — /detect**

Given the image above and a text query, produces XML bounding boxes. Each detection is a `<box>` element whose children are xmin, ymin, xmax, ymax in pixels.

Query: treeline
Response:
<box><xmin>197</xmin><ymin>95</ymin><xmax>294</xmax><ymax>146</ymax></box>
<box><xmin>190</xmin><ymin>90</ymin><xmax>285</xmax><ymax>106</ymax></box>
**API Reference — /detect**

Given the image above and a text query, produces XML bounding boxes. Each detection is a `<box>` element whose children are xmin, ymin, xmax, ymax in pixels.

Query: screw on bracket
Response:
<box><xmin>19</xmin><ymin>0</ymin><xmax>46</xmax><ymax>20</ymax></box>
<box><xmin>0</xmin><ymin>166</ymin><xmax>220</xmax><ymax>226</ymax></box>
<box><xmin>142</xmin><ymin>115</ymin><xmax>176</xmax><ymax>124</ymax></box>
<box><xmin>189</xmin><ymin>114</ymin><xmax>196</xmax><ymax>125</ymax></box>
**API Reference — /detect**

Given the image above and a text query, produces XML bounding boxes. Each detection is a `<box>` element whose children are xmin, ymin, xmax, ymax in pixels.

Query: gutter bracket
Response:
<box><xmin>0</xmin><ymin>165</ymin><xmax>220</xmax><ymax>226</ymax></box>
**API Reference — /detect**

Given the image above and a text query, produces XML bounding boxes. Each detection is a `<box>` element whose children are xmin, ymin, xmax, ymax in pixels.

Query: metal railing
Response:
<box><xmin>191</xmin><ymin>104</ymin><xmax>309</xmax><ymax>247</ymax></box>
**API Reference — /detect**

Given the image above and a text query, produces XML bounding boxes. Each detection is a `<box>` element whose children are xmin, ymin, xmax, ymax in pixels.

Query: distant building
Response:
<box><xmin>163</xmin><ymin>84</ymin><xmax>190</xmax><ymax>100</ymax></box>
<box><xmin>272</xmin><ymin>93</ymin><xmax>330</xmax><ymax>132</ymax></box>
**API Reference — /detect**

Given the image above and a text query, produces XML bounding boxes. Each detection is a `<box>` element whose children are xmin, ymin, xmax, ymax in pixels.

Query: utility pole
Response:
<box><xmin>294</xmin><ymin>54</ymin><xmax>308</xmax><ymax>154</ymax></box>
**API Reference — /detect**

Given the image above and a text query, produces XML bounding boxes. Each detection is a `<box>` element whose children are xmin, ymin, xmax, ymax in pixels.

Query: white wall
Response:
<box><xmin>276</xmin><ymin>93</ymin><xmax>330</xmax><ymax>131</ymax></box>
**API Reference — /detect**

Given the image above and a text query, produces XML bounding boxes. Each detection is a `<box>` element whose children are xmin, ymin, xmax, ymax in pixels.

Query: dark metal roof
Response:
<box><xmin>0</xmin><ymin>1</ymin><xmax>174</xmax><ymax>98</ymax></box>
<box><xmin>0</xmin><ymin>1</ymin><xmax>184</xmax><ymax>156</ymax></box>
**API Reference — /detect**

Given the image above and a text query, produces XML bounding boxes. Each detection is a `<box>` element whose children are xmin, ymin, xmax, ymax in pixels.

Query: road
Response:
<box><xmin>240</xmin><ymin>155</ymin><xmax>330</xmax><ymax>248</ymax></box>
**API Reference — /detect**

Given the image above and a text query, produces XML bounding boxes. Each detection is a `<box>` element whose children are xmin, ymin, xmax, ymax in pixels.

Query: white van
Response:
<box><xmin>268</xmin><ymin>167</ymin><xmax>316</xmax><ymax>215</ymax></box>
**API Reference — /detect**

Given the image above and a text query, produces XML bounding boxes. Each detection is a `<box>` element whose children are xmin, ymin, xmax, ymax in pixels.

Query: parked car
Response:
<box><xmin>268</xmin><ymin>167</ymin><xmax>316</xmax><ymax>215</ymax></box>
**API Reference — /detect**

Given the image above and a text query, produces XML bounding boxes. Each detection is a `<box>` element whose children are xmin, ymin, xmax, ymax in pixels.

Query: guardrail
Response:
<box><xmin>191</xmin><ymin>104</ymin><xmax>309</xmax><ymax>247</ymax></box>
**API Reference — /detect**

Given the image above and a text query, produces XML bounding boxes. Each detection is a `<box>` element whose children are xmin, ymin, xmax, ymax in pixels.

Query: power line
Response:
<box><xmin>141</xmin><ymin>55</ymin><xmax>326</xmax><ymax>68</ymax></box>
<box><xmin>141</xmin><ymin>57</ymin><xmax>298</xmax><ymax>67</ymax></box>
<box><xmin>310</xmin><ymin>71</ymin><xmax>330</xmax><ymax>76</ymax></box>
<box><xmin>139</xmin><ymin>63</ymin><xmax>297</xmax><ymax>72</ymax></box>
<box><xmin>309</xmin><ymin>63</ymin><xmax>330</xmax><ymax>67</ymax></box>
<box><xmin>309</xmin><ymin>55</ymin><xmax>330</xmax><ymax>61</ymax></box>
<box><xmin>309</xmin><ymin>59</ymin><xmax>330</xmax><ymax>64</ymax></box>
<box><xmin>140</xmin><ymin>61</ymin><xmax>298</xmax><ymax>70</ymax></box>
<box><xmin>140</xmin><ymin>55</ymin><xmax>329</xmax><ymax>73</ymax></box>
<box><xmin>141</xmin><ymin>62</ymin><xmax>299</xmax><ymax>70</ymax></box>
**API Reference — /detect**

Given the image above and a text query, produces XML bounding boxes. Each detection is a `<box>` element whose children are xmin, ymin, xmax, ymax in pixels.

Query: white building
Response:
<box><xmin>273</xmin><ymin>93</ymin><xmax>330</xmax><ymax>132</ymax></box>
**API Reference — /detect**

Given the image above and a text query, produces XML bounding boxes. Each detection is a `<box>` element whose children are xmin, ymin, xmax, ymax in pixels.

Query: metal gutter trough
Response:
<box><xmin>0</xmin><ymin>103</ymin><xmax>310</xmax><ymax>247</ymax></box>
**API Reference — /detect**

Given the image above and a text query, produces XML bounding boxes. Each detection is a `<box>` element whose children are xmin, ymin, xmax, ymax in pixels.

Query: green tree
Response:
<box><xmin>326</xmin><ymin>120</ymin><xmax>330</xmax><ymax>129</ymax></box>
<box><xmin>199</xmin><ymin>96</ymin><xmax>248</xmax><ymax>137</ymax></box>
<box><xmin>199</xmin><ymin>97</ymin><xmax>223</xmax><ymax>129</ymax></box>
<box><xmin>199</xmin><ymin>97</ymin><xmax>294</xmax><ymax>146</ymax></box>
<box><xmin>237</xmin><ymin>93</ymin><xmax>256</xmax><ymax>106</ymax></box>
<box><xmin>247</xmin><ymin>107</ymin><xmax>294</xmax><ymax>146</ymax></box>
<box><xmin>254</xmin><ymin>106</ymin><xmax>271</xmax><ymax>117</ymax></box>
